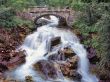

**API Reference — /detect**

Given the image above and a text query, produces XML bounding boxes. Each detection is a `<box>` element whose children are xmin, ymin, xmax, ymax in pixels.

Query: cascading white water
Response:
<box><xmin>13</xmin><ymin>15</ymin><xmax>98</xmax><ymax>82</ymax></box>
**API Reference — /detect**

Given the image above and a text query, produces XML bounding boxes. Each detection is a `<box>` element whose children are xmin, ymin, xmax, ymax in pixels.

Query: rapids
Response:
<box><xmin>11</xmin><ymin>15</ymin><xmax>98</xmax><ymax>82</ymax></box>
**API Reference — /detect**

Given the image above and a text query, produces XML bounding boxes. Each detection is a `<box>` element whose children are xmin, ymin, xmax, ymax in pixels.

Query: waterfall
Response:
<box><xmin>12</xmin><ymin>15</ymin><xmax>98</xmax><ymax>82</ymax></box>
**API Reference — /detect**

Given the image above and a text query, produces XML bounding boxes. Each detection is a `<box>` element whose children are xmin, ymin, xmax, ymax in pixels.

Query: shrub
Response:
<box><xmin>0</xmin><ymin>8</ymin><xmax>16</xmax><ymax>28</ymax></box>
<box><xmin>0</xmin><ymin>8</ymin><xmax>34</xmax><ymax>28</ymax></box>
<box><xmin>0</xmin><ymin>0</ymin><xmax>36</xmax><ymax>28</ymax></box>
<box><xmin>73</xmin><ymin>2</ymin><xmax>110</xmax><ymax>76</ymax></box>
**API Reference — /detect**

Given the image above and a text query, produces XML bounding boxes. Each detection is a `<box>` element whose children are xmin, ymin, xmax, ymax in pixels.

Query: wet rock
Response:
<box><xmin>47</xmin><ymin>49</ymin><xmax>66</xmax><ymax>61</ymax></box>
<box><xmin>87</xmin><ymin>47</ymin><xmax>99</xmax><ymax>64</ymax></box>
<box><xmin>70</xmin><ymin>70</ymin><xmax>82</xmax><ymax>81</ymax></box>
<box><xmin>59</xmin><ymin>56</ymin><xmax>78</xmax><ymax>71</ymax></box>
<box><xmin>25</xmin><ymin>76</ymin><xmax>34</xmax><ymax>82</ymax></box>
<box><xmin>50</xmin><ymin>37</ymin><xmax>61</xmax><ymax>47</ymax></box>
<box><xmin>34</xmin><ymin>60</ymin><xmax>58</xmax><ymax>79</ymax></box>
<box><xmin>0</xmin><ymin>63</ymin><xmax>8</xmax><ymax>73</ymax></box>
<box><xmin>62</xmin><ymin>47</ymin><xmax>76</xmax><ymax>58</ymax></box>
<box><xmin>87</xmin><ymin>47</ymin><xmax>96</xmax><ymax>59</ymax></box>
<box><xmin>67</xmin><ymin>56</ymin><xmax>79</xmax><ymax>69</ymax></box>
<box><xmin>58</xmin><ymin>17</ymin><xmax>68</xmax><ymax>28</ymax></box>
<box><xmin>33</xmin><ymin>57</ymin><xmax>80</xmax><ymax>81</ymax></box>
<box><xmin>58</xmin><ymin>55</ymin><xmax>80</xmax><ymax>80</ymax></box>
<box><xmin>48</xmin><ymin>47</ymin><xmax>76</xmax><ymax>61</ymax></box>
<box><xmin>48</xmin><ymin>52</ymin><xmax>65</xmax><ymax>61</ymax></box>
<box><xmin>89</xmin><ymin>56</ymin><xmax>100</xmax><ymax>64</ymax></box>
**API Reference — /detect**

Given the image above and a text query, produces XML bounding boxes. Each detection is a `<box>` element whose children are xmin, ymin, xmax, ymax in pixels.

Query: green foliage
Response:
<box><xmin>0</xmin><ymin>0</ymin><xmax>36</xmax><ymax>11</ymax></box>
<box><xmin>12</xmin><ymin>16</ymin><xmax>34</xmax><ymax>28</ymax></box>
<box><xmin>0</xmin><ymin>0</ymin><xmax>35</xmax><ymax>28</ymax></box>
<box><xmin>96</xmin><ymin>13</ymin><xmax>110</xmax><ymax>59</ymax></box>
<box><xmin>0</xmin><ymin>9</ymin><xmax>33</xmax><ymax>28</ymax></box>
<box><xmin>73</xmin><ymin>2</ymin><xmax>110</xmax><ymax>70</ymax></box>
<box><xmin>40</xmin><ymin>0</ymin><xmax>110</xmax><ymax>8</ymax></box>
<box><xmin>71</xmin><ymin>3</ymin><xmax>86</xmax><ymax>11</ymax></box>
<box><xmin>34</xmin><ymin>0</ymin><xmax>46</xmax><ymax>6</ymax></box>
<box><xmin>0</xmin><ymin>8</ymin><xmax>16</xmax><ymax>28</ymax></box>
<box><xmin>45</xmin><ymin>0</ymin><xmax>67</xmax><ymax>7</ymax></box>
<box><xmin>0</xmin><ymin>0</ymin><xmax>8</xmax><ymax>6</ymax></box>
<box><xmin>35</xmin><ymin>0</ymin><xmax>73</xmax><ymax>8</ymax></box>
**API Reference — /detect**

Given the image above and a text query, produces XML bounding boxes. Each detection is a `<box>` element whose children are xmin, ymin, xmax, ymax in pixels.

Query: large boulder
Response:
<box><xmin>58</xmin><ymin>55</ymin><xmax>81</xmax><ymax>80</ymax></box>
<box><xmin>59</xmin><ymin>56</ymin><xmax>79</xmax><ymax>73</ymax></box>
<box><xmin>48</xmin><ymin>47</ymin><xmax>76</xmax><ymax>61</ymax></box>
<box><xmin>33</xmin><ymin>47</ymin><xmax>80</xmax><ymax>81</ymax></box>
<box><xmin>62</xmin><ymin>47</ymin><xmax>76</xmax><ymax>58</ymax></box>
<box><xmin>47</xmin><ymin>48</ymin><xmax>80</xmax><ymax>80</ymax></box>
<box><xmin>33</xmin><ymin>60</ymin><xmax>58</xmax><ymax>79</ymax></box>
<box><xmin>50</xmin><ymin>37</ymin><xmax>61</xmax><ymax>47</ymax></box>
<box><xmin>48</xmin><ymin>52</ymin><xmax>65</xmax><ymax>61</ymax></box>
<box><xmin>33</xmin><ymin>56</ymin><xmax>80</xmax><ymax>81</ymax></box>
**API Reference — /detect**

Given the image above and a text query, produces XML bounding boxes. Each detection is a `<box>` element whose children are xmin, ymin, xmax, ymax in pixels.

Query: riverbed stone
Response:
<box><xmin>50</xmin><ymin>37</ymin><xmax>61</xmax><ymax>47</ymax></box>
<box><xmin>25</xmin><ymin>76</ymin><xmax>34</xmax><ymax>82</ymax></box>
<box><xmin>33</xmin><ymin>60</ymin><xmax>58</xmax><ymax>79</ymax></box>
<box><xmin>55</xmin><ymin>55</ymin><xmax>80</xmax><ymax>80</ymax></box>
<box><xmin>62</xmin><ymin>47</ymin><xmax>76</xmax><ymax>58</ymax></box>
<box><xmin>0</xmin><ymin>63</ymin><xmax>8</xmax><ymax>73</ymax></box>
<box><xmin>34</xmin><ymin>55</ymin><xmax>80</xmax><ymax>81</ymax></box>
<box><xmin>48</xmin><ymin>47</ymin><xmax>76</xmax><ymax>61</ymax></box>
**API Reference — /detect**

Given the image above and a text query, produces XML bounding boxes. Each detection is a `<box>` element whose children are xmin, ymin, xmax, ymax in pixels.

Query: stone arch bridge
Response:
<box><xmin>17</xmin><ymin>7</ymin><xmax>75</xmax><ymax>25</ymax></box>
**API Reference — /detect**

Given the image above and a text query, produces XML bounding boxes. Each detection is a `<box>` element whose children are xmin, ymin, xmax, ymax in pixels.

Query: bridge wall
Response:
<box><xmin>16</xmin><ymin>7</ymin><xmax>74</xmax><ymax>25</ymax></box>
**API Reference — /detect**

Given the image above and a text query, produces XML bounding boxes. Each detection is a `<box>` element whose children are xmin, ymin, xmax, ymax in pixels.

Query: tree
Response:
<box><xmin>6</xmin><ymin>0</ymin><xmax>36</xmax><ymax>11</ymax></box>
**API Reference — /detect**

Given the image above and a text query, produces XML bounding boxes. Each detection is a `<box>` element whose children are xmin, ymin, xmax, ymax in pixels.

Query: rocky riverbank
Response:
<box><xmin>0</xmin><ymin>26</ymin><xmax>31</xmax><ymax>79</ymax></box>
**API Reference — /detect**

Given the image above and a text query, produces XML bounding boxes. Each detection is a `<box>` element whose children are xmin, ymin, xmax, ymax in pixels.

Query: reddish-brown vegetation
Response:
<box><xmin>0</xmin><ymin>26</ymin><xmax>31</xmax><ymax>79</ymax></box>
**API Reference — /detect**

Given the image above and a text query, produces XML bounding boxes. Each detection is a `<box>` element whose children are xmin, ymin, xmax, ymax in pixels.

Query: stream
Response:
<box><xmin>11</xmin><ymin>15</ymin><xmax>98</xmax><ymax>82</ymax></box>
